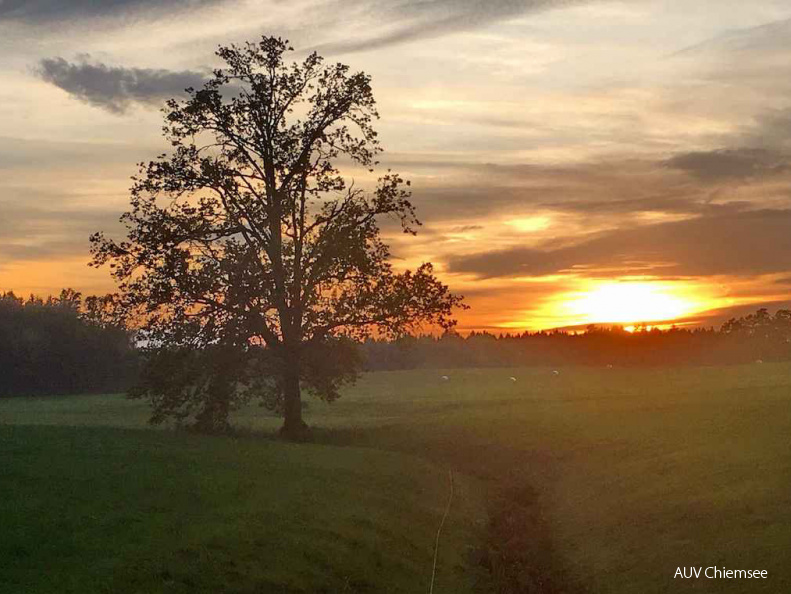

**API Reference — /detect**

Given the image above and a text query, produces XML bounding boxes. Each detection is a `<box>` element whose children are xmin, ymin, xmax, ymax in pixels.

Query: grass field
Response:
<box><xmin>2</xmin><ymin>363</ymin><xmax>790</xmax><ymax>593</ymax></box>
<box><xmin>0</xmin><ymin>426</ymin><xmax>487</xmax><ymax>594</ymax></box>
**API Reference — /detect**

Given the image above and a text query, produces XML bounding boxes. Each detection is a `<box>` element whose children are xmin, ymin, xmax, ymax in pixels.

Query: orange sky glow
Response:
<box><xmin>3</xmin><ymin>1</ymin><xmax>791</xmax><ymax>331</ymax></box>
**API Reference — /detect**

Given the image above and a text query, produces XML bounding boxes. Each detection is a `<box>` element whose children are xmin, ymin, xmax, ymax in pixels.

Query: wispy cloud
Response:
<box><xmin>0</xmin><ymin>196</ymin><xmax>121</xmax><ymax>262</ymax></box>
<box><xmin>446</xmin><ymin>208</ymin><xmax>791</xmax><ymax>279</ymax></box>
<box><xmin>312</xmin><ymin>0</ymin><xmax>584</xmax><ymax>54</ymax></box>
<box><xmin>0</xmin><ymin>0</ymin><xmax>221</xmax><ymax>23</ymax></box>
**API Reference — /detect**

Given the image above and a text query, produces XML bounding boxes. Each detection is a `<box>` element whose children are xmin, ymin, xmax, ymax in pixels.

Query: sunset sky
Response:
<box><xmin>3</xmin><ymin>0</ymin><xmax>791</xmax><ymax>331</ymax></box>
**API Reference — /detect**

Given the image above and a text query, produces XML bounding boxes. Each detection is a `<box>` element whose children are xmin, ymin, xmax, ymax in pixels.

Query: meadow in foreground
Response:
<box><xmin>0</xmin><ymin>425</ymin><xmax>486</xmax><ymax>594</ymax></box>
<box><xmin>2</xmin><ymin>363</ymin><xmax>790</xmax><ymax>593</ymax></box>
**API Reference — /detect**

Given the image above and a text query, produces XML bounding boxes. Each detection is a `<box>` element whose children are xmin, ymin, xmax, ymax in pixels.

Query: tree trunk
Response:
<box><xmin>280</xmin><ymin>355</ymin><xmax>309</xmax><ymax>440</ymax></box>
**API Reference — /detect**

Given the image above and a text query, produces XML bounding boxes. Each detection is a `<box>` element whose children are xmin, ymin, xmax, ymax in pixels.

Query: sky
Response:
<box><xmin>3</xmin><ymin>0</ymin><xmax>791</xmax><ymax>331</ymax></box>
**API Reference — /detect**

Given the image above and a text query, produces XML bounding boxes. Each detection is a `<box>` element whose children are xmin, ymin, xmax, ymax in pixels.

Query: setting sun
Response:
<box><xmin>557</xmin><ymin>281</ymin><xmax>710</xmax><ymax>327</ymax></box>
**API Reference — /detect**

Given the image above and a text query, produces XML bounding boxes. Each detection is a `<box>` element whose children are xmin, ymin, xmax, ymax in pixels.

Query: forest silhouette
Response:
<box><xmin>2</xmin><ymin>288</ymin><xmax>787</xmax><ymax>397</ymax></box>
<box><xmin>0</xmin><ymin>290</ymin><xmax>137</xmax><ymax>397</ymax></box>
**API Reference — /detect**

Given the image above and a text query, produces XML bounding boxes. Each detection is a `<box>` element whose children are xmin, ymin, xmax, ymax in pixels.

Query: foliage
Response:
<box><xmin>0</xmin><ymin>289</ymin><xmax>137</xmax><ymax>397</ymax></box>
<box><xmin>129</xmin><ymin>345</ymin><xmax>252</xmax><ymax>433</ymax></box>
<box><xmin>128</xmin><ymin>336</ymin><xmax>361</xmax><ymax>432</ymax></box>
<box><xmin>90</xmin><ymin>36</ymin><xmax>464</xmax><ymax>435</ymax></box>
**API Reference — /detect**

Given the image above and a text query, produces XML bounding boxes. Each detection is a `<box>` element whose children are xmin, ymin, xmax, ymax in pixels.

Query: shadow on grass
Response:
<box><xmin>237</xmin><ymin>422</ymin><xmax>590</xmax><ymax>594</ymax></box>
<box><xmin>481</xmin><ymin>480</ymin><xmax>589</xmax><ymax>594</ymax></box>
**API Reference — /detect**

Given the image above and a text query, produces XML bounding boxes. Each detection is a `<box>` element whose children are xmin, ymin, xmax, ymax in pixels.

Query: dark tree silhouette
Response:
<box><xmin>90</xmin><ymin>37</ymin><xmax>464</xmax><ymax>437</ymax></box>
<box><xmin>0</xmin><ymin>289</ymin><xmax>136</xmax><ymax>397</ymax></box>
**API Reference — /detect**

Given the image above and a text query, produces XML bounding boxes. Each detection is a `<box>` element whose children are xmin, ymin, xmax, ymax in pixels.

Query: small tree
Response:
<box><xmin>90</xmin><ymin>37</ymin><xmax>464</xmax><ymax>437</ymax></box>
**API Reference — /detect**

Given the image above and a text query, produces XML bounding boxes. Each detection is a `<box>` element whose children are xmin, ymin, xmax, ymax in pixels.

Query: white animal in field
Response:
<box><xmin>755</xmin><ymin>359</ymin><xmax>764</xmax><ymax>364</ymax></box>
<box><xmin>552</xmin><ymin>370</ymin><xmax>560</xmax><ymax>376</ymax></box>
<box><xmin>441</xmin><ymin>375</ymin><xmax>450</xmax><ymax>381</ymax></box>
<box><xmin>606</xmin><ymin>364</ymin><xmax>613</xmax><ymax>369</ymax></box>
<box><xmin>509</xmin><ymin>376</ymin><xmax>517</xmax><ymax>382</ymax></box>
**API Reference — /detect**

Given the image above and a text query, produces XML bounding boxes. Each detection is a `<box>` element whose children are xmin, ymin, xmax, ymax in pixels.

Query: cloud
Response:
<box><xmin>0</xmin><ymin>0</ymin><xmax>220</xmax><ymax>23</ymax></box>
<box><xmin>398</xmin><ymin>155</ymin><xmax>755</xmax><ymax>225</ymax></box>
<box><xmin>539</xmin><ymin>196</ymin><xmax>754</xmax><ymax>217</ymax></box>
<box><xmin>665</xmin><ymin>148</ymin><xmax>789</xmax><ymax>182</ymax></box>
<box><xmin>659</xmin><ymin>19</ymin><xmax>791</xmax><ymax>184</ymax></box>
<box><xmin>37</xmin><ymin>57</ymin><xmax>206</xmax><ymax>113</ymax></box>
<box><xmin>746</xmin><ymin>107</ymin><xmax>791</xmax><ymax>151</ymax></box>
<box><xmin>673</xmin><ymin>16</ymin><xmax>791</xmax><ymax>59</ymax></box>
<box><xmin>0</xmin><ymin>135</ymin><xmax>153</xmax><ymax>169</ymax></box>
<box><xmin>669</xmin><ymin>16</ymin><xmax>791</xmax><ymax>112</ymax></box>
<box><xmin>312</xmin><ymin>0</ymin><xmax>582</xmax><ymax>54</ymax></box>
<box><xmin>0</xmin><ymin>198</ymin><xmax>120</xmax><ymax>262</ymax></box>
<box><xmin>446</xmin><ymin>208</ymin><xmax>791</xmax><ymax>279</ymax></box>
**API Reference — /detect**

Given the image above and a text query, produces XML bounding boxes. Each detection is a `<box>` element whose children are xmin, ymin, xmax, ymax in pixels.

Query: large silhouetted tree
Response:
<box><xmin>90</xmin><ymin>37</ymin><xmax>464</xmax><ymax>437</ymax></box>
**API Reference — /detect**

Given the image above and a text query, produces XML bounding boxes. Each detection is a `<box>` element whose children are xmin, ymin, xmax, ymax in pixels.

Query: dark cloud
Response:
<box><xmin>666</xmin><ymin>16</ymin><xmax>791</xmax><ymax>168</ymax></box>
<box><xmin>313</xmin><ymin>0</ymin><xmax>581</xmax><ymax>54</ymax></box>
<box><xmin>665</xmin><ymin>148</ymin><xmax>789</xmax><ymax>182</ymax></box>
<box><xmin>403</xmin><ymin>158</ymin><xmax>739</xmax><ymax>223</ymax></box>
<box><xmin>391</xmin><ymin>140</ymin><xmax>791</xmax><ymax>230</ymax></box>
<box><xmin>0</xmin><ymin>0</ymin><xmax>219</xmax><ymax>23</ymax></box>
<box><xmin>37</xmin><ymin>57</ymin><xmax>206</xmax><ymax>114</ymax></box>
<box><xmin>447</xmin><ymin>208</ymin><xmax>791</xmax><ymax>279</ymax></box>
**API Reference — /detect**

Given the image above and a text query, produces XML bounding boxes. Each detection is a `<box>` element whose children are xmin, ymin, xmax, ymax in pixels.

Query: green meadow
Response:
<box><xmin>2</xmin><ymin>363</ymin><xmax>790</xmax><ymax>593</ymax></box>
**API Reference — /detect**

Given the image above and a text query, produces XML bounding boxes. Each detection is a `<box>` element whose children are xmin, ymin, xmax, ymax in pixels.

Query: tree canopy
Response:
<box><xmin>90</xmin><ymin>36</ymin><xmax>464</xmax><ymax>436</ymax></box>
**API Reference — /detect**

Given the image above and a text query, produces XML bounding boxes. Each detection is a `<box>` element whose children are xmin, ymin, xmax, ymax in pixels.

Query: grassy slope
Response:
<box><xmin>0</xmin><ymin>425</ymin><xmax>487</xmax><ymax>594</ymax></box>
<box><xmin>2</xmin><ymin>363</ymin><xmax>790</xmax><ymax>593</ymax></box>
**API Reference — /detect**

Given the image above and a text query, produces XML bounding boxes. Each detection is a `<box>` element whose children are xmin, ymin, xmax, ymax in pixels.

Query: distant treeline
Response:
<box><xmin>3</xmin><ymin>287</ymin><xmax>790</xmax><ymax>397</ymax></box>
<box><xmin>0</xmin><ymin>290</ymin><xmax>138</xmax><ymax>397</ymax></box>
<box><xmin>360</xmin><ymin>309</ymin><xmax>791</xmax><ymax>370</ymax></box>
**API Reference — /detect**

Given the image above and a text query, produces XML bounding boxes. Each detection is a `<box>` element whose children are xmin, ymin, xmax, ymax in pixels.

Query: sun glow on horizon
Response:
<box><xmin>557</xmin><ymin>281</ymin><xmax>712</xmax><ymax>327</ymax></box>
<box><xmin>483</xmin><ymin>274</ymin><xmax>791</xmax><ymax>333</ymax></box>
